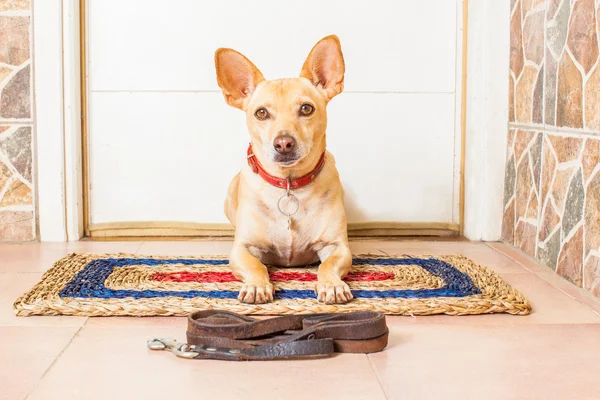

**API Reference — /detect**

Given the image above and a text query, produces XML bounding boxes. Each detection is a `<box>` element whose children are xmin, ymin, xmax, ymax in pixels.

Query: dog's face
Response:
<box><xmin>215</xmin><ymin>35</ymin><xmax>345</xmax><ymax>167</ymax></box>
<box><xmin>244</xmin><ymin>79</ymin><xmax>328</xmax><ymax>166</ymax></box>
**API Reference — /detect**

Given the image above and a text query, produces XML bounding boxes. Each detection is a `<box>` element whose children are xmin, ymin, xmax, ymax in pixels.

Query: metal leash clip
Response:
<box><xmin>278</xmin><ymin>177</ymin><xmax>299</xmax><ymax>230</ymax></box>
<box><xmin>147</xmin><ymin>337</ymin><xmax>199</xmax><ymax>359</ymax></box>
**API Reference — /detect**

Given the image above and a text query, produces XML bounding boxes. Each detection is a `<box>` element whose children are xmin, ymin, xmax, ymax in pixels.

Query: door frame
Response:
<box><xmin>33</xmin><ymin>0</ymin><xmax>508</xmax><ymax>241</ymax></box>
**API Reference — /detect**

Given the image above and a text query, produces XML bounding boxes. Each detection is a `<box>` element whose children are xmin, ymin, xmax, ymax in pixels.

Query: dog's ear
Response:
<box><xmin>215</xmin><ymin>48</ymin><xmax>265</xmax><ymax>110</ymax></box>
<box><xmin>300</xmin><ymin>35</ymin><xmax>345</xmax><ymax>101</ymax></box>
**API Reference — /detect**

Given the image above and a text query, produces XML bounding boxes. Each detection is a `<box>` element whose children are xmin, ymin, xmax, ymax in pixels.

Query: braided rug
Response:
<box><xmin>14</xmin><ymin>253</ymin><xmax>531</xmax><ymax>316</ymax></box>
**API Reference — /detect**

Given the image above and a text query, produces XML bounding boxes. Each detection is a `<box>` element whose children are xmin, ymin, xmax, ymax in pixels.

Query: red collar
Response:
<box><xmin>247</xmin><ymin>144</ymin><xmax>326</xmax><ymax>189</ymax></box>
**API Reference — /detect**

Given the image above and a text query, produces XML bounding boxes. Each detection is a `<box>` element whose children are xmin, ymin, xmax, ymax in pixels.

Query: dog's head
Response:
<box><xmin>215</xmin><ymin>35</ymin><xmax>345</xmax><ymax>168</ymax></box>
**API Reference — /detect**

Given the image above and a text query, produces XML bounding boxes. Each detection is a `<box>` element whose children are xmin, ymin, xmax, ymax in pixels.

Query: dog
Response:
<box><xmin>215</xmin><ymin>35</ymin><xmax>352</xmax><ymax>305</ymax></box>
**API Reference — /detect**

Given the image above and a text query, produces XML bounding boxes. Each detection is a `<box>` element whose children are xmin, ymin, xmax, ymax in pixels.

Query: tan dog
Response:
<box><xmin>215</xmin><ymin>35</ymin><xmax>352</xmax><ymax>305</ymax></box>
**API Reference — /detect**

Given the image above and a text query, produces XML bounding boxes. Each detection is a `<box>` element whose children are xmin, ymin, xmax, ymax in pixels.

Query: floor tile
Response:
<box><xmin>84</xmin><ymin>316</ymin><xmax>187</xmax><ymax>329</ymax></box>
<box><xmin>0</xmin><ymin>244</ymin><xmax>76</xmax><ymax>274</ymax></box>
<box><xmin>349</xmin><ymin>239</ymin><xmax>482</xmax><ymax>256</ymax></box>
<box><xmin>488</xmin><ymin>242</ymin><xmax>600</xmax><ymax>315</ymax></box>
<box><xmin>0</xmin><ymin>273</ymin><xmax>87</xmax><ymax>327</ymax></box>
<box><xmin>65</xmin><ymin>241</ymin><xmax>145</xmax><ymax>254</ymax></box>
<box><xmin>27</xmin><ymin>323</ymin><xmax>386</xmax><ymax>400</ymax></box>
<box><xmin>2</xmin><ymin>239</ymin><xmax>599</xmax><ymax>400</ymax></box>
<box><xmin>0</xmin><ymin>242</ymin><xmax>143</xmax><ymax>273</ymax></box>
<box><xmin>384</xmin><ymin>272</ymin><xmax>600</xmax><ymax>326</ymax></box>
<box><xmin>536</xmin><ymin>272</ymin><xmax>600</xmax><ymax>316</ymax></box>
<box><xmin>369</xmin><ymin>324</ymin><xmax>600</xmax><ymax>400</ymax></box>
<box><xmin>0</xmin><ymin>326</ymin><xmax>80</xmax><ymax>400</ymax></box>
<box><xmin>493</xmin><ymin>272</ymin><xmax>600</xmax><ymax>324</ymax></box>
<box><xmin>137</xmin><ymin>240</ymin><xmax>233</xmax><ymax>256</ymax></box>
<box><xmin>487</xmin><ymin>242</ymin><xmax>549</xmax><ymax>274</ymax></box>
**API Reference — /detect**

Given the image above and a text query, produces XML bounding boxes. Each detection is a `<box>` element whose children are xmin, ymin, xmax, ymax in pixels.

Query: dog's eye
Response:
<box><xmin>299</xmin><ymin>104</ymin><xmax>315</xmax><ymax>116</ymax></box>
<box><xmin>254</xmin><ymin>108</ymin><xmax>270</xmax><ymax>120</ymax></box>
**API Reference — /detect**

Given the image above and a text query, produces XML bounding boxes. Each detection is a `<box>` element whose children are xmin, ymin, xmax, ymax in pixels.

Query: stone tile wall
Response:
<box><xmin>505</xmin><ymin>0</ymin><xmax>600</xmax><ymax>298</ymax></box>
<box><xmin>0</xmin><ymin>0</ymin><xmax>35</xmax><ymax>240</ymax></box>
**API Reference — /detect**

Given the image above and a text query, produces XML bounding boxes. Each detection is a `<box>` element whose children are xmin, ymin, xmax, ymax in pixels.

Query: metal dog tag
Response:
<box><xmin>278</xmin><ymin>194</ymin><xmax>299</xmax><ymax>230</ymax></box>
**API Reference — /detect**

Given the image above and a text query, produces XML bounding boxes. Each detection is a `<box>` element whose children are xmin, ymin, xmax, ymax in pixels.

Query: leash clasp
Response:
<box><xmin>147</xmin><ymin>337</ymin><xmax>199</xmax><ymax>359</ymax></box>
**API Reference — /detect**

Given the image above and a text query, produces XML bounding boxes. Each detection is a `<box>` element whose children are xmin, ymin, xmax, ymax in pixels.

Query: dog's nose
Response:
<box><xmin>273</xmin><ymin>135</ymin><xmax>296</xmax><ymax>154</ymax></box>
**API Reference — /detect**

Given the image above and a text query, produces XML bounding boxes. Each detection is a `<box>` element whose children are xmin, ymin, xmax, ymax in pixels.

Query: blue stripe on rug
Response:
<box><xmin>59</xmin><ymin>257</ymin><xmax>481</xmax><ymax>300</ymax></box>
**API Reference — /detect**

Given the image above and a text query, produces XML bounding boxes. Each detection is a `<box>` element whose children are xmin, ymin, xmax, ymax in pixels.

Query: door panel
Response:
<box><xmin>86</xmin><ymin>0</ymin><xmax>462</xmax><ymax>230</ymax></box>
<box><xmin>88</xmin><ymin>0</ymin><xmax>457</xmax><ymax>92</ymax></box>
<box><xmin>89</xmin><ymin>92</ymin><xmax>455</xmax><ymax>224</ymax></box>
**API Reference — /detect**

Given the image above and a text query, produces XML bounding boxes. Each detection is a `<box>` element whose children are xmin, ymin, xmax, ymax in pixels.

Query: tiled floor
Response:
<box><xmin>1</xmin><ymin>240</ymin><xmax>600</xmax><ymax>400</ymax></box>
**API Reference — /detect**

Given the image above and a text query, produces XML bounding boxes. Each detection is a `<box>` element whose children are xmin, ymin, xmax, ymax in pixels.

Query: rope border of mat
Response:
<box><xmin>13</xmin><ymin>253</ymin><xmax>531</xmax><ymax>317</ymax></box>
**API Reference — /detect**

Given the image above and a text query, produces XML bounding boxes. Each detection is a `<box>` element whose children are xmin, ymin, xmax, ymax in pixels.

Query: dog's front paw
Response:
<box><xmin>238</xmin><ymin>282</ymin><xmax>274</xmax><ymax>304</ymax></box>
<box><xmin>315</xmin><ymin>278</ymin><xmax>353</xmax><ymax>304</ymax></box>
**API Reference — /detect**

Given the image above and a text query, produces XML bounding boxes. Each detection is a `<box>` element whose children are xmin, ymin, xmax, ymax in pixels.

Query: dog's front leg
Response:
<box><xmin>230</xmin><ymin>244</ymin><xmax>274</xmax><ymax>304</ymax></box>
<box><xmin>316</xmin><ymin>244</ymin><xmax>353</xmax><ymax>304</ymax></box>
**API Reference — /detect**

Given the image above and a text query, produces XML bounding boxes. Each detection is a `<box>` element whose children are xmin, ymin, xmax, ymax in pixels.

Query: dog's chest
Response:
<box><xmin>255</xmin><ymin>189</ymin><xmax>325</xmax><ymax>266</ymax></box>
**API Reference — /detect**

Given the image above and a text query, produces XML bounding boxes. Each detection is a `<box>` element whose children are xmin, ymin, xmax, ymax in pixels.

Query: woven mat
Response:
<box><xmin>13</xmin><ymin>253</ymin><xmax>531</xmax><ymax>317</ymax></box>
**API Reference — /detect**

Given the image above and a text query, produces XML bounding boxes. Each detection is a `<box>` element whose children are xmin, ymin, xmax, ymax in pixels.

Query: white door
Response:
<box><xmin>86</xmin><ymin>0</ymin><xmax>462</xmax><ymax>232</ymax></box>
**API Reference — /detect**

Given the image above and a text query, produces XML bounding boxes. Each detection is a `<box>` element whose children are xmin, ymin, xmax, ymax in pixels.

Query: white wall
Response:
<box><xmin>463</xmin><ymin>0</ymin><xmax>510</xmax><ymax>240</ymax></box>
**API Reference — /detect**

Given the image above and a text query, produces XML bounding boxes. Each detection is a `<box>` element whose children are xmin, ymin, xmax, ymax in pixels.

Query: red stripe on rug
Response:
<box><xmin>150</xmin><ymin>270</ymin><xmax>394</xmax><ymax>283</ymax></box>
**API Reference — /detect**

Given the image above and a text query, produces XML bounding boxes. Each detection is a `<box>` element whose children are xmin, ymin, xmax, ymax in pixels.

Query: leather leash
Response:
<box><xmin>147</xmin><ymin>310</ymin><xmax>389</xmax><ymax>361</ymax></box>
